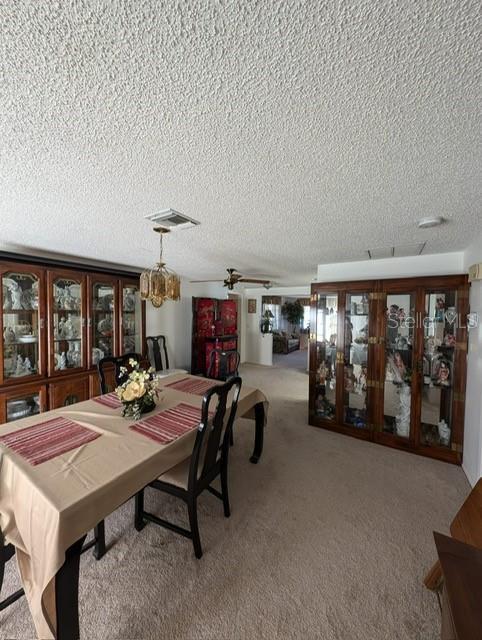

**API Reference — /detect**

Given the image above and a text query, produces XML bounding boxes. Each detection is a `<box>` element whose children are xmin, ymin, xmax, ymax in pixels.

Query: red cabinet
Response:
<box><xmin>191</xmin><ymin>298</ymin><xmax>238</xmax><ymax>376</ymax></box>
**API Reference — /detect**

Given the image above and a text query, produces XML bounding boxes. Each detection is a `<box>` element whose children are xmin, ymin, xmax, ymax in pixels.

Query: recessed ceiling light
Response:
<box><xmin>418</xmin><ymin>216</ymin><xmax>445</xmax><ymax>229</ymax></box>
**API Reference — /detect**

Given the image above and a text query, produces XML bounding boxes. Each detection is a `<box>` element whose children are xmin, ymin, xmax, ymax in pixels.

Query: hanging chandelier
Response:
<box><xmin>140</xmin><ymin>227</ymin><xmax>181</xmax><ymax>307</ymax></box>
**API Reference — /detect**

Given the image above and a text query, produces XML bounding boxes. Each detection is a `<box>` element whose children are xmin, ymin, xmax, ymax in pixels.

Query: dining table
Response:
<box><xmin>0</xmin><ymin>373</ymin><xmax>268</xmax><ymax>640</ymax></box>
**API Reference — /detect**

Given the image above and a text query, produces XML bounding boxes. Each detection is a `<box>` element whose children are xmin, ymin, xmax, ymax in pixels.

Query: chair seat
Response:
<box><xmin>156</xmin><ymin>368</ymin><xmax>188</xmax><ymax>379</ymax></box>
<box><xmin>158</xmin><ymin>457</ymin><xmax>191</xmax><ymax>489</ymax></box>
<box><xmin>157</xmin><ymin>447</ymin><xmax>220</xmax><ymax>490</ymax></box>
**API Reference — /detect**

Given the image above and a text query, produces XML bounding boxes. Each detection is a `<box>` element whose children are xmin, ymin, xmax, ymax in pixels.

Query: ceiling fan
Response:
<box><xmin>190</xmin><ymin>268</ymin><xmax>273</xmax><ymax>290</ymax></box>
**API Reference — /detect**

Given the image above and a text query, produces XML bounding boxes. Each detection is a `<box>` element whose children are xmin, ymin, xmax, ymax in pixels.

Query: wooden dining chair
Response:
<box><xmin>146</xmin><ymin>335</ymin><xmax>187</xmax><ymax>378</ymax></box>
<box><xmin>206</xmin><ymin>348</ymin><xmax>240</xmax><ymax>381</ymax></box>
<box><xmin>1</xmin><ymin>520</ymin><xmax>106</xmax><ymax>615</ymax></box>
<box><xmin>97</xmin><ymin>352</ymin><xmax>140</xmax><ymax>394</ymax></box>
<box><xmin>134</xmin><ymin>376</ymin><xmax>242</xmax><ymax>558</ymax></box>
<box><xmin>0</xmin><ymin>528</ymin><xmax>24</xmax><ymax>612</ymax></box>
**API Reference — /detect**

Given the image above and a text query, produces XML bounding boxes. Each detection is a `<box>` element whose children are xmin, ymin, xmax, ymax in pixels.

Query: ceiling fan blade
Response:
<box><xmin>189</xmin><ymin>279</ymin><xmax>224</xmax><ymax>283</ymax></box>
<box><xmin>239</xmin><ymin>278</ymin><xmax>271</xmax><ymax>284</ymax></box>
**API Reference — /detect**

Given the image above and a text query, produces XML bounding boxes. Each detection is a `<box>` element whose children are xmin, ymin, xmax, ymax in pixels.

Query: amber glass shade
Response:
<box><xmin>140</xmin><ymin>263</ymin><xmax>181</xmax><ymax>308</ymax></box>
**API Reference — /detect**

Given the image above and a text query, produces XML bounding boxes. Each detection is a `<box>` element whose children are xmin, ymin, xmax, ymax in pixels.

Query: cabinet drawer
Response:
<box><xmin>49</xmin><ymin>375</ymin><xmax>89</xmax><ymax>409</ymax></box>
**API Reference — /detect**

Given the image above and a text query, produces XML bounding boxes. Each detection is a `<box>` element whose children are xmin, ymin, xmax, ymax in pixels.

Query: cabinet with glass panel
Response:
<box><xmin>119</xmin><ymin>279</ymin><xmax>144</xmax><ymax>356</ymax></box>
<box><xmin>88</xmin><ymin>274</ymin><xmax>118</xmax><ymax>368</ymax></box>
<box><xmin>309</xmin><ymin>275</ymin><xmax>469</xmax><ymax>464</ymax></box>
<box><xmin>0</xmin><ymin>255</ymin><xmax>145</xmax><ymax>426</ymax></box>
<box><xmin>1</xmin><ymin>265</ymin><xmax>46</xmax><ymax>385</ymax></box>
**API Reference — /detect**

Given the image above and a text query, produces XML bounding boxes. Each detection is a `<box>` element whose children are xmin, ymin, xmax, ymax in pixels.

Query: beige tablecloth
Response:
<box><xmin>0</xmin><ymin>374</ymin><xmax>267</xmax><ymax>639</ymax></box>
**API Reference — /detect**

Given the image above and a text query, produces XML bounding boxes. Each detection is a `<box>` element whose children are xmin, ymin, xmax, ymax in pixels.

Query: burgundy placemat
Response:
<box><xmin>164</xmin><ymin>377</ymin><xmax>219</xmax><ymax>396</ymax></box>
<box><xmin>130</xmin><ymin>402</ymin><xmax>203</xmax><ymax>444</ymax></box>
<box><xmin>92</xmin><ymin>392</ymin><xmax>122</xmax><ymax>409</ymax></box>
<box><xmin>0</xmin><ymin>417</ymin><xmax>100</xmax><ymax>466</ymax></box>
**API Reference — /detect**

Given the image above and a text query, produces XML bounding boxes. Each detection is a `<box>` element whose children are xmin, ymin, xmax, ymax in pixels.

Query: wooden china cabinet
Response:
<box><xmin>309</xmin><ymin>275</ymin><xmax>470</xmax><ymax>464</ymax></box>
<box><xmin>0</xmin><ymin>253</ymin><xmax>146</xmax><ymax>424</ymax></box>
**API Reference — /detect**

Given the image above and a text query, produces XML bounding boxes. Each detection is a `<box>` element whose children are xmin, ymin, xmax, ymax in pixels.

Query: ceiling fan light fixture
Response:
<box><xmin>140</xmin><ymin>227</ymin><xmax>181</xmax><ymax>307</ymax></box>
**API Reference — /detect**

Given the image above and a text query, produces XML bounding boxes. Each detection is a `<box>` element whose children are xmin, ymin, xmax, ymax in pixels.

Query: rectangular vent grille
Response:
<box><xmin>145</xmin><ymin>209</ymin><xmax>200</xmax><ymax>230</ymax></box>
<box><xmin>367</xmin><ymin>242</ymin><xmax>426</xmax><ymax>260</ymax></box>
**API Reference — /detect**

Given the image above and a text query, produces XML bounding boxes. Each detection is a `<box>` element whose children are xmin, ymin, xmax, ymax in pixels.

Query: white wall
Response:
<box><xmin>316</xmin><ymin>252</ymin><xmax>465</xmax><ymax>282</ymax></box>
<box><xmin>145</xmin><ymin>280</ymin><xmax>227</xmax><ymax>371</ymax></box>
<box><xmin>463</xmin><ymin>233</ymin><xmax>482</xmax><ymax>486</ymax></box>
<box><xmin>241</xmin><ymin>285</ymin><xmax>310</xmax><ymax>365</ymax></box>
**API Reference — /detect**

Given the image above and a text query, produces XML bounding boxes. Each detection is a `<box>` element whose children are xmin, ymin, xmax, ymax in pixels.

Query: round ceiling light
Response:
<box><xmin>418</xmin><ymin>216</ymin><xmax>445</xmax><ymax>229</ymax></box>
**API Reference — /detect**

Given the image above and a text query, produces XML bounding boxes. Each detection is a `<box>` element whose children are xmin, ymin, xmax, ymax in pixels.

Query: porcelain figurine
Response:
<box><xmin>15</xmin><ymin>355</ymin><xmax>24</xmax><ymax>376</ymax></box>
<box><xmin>8</xmin><ymin>281</ymin><xmax>23</xmax><ymax>310</ymax></box>
<box><xmin>438</xmin><ymin>419</ymin><xmax>451</xmax><ymax>446</ymax></box>
<box><xmin>437</xmin><ymin>360</ymin><xmax>451</xmax><ymax>387</ymax></box>
<box><xmin>63</xmin><ymin>314</ymin><xmax>78</xmax><ymax>339</ymax></box>
<box><xmin>24</xmin><ymin>357</ymin><xmax>32</xmax><ymax>374</ymax></box>
<box><xmin>59</xmin><ymin>352</ymin><xmax>67</xmax><ymax>370</ymax></box>
<box><xmin>3</xmin><ymin>327</ymin><xmax>16</xmax><ymax>343</ymax></box>
<box><xmin>396</xmin><ymin>384</ymin><xmax>411</xmax><ymax>437</ymax></box>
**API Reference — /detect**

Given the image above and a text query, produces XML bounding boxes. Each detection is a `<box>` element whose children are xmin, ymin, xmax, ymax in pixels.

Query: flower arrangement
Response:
<box><xmin>115</xmin><ymin>359</ymin><xmax>160</xmax><ymax>420</ymax></box>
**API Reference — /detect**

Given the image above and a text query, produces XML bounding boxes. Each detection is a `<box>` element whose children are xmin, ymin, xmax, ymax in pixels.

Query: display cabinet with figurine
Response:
<box><xmin>309</xmin><ymin>275</ymin><xmax>469</xmax><ymax>464</ymax></box>
<box><xmin>0</xmin><ymin>254</ymin><xmax>145</xmax><ymax>425</ymax></box>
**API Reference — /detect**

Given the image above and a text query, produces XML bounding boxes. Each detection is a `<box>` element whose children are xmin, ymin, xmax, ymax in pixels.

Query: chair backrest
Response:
<box><xmin>207</xmin><ymin>349</ymin><xmax>240</xmax><ymax>381</ymax></box>
<box><xmin>97</xmin><ymin>352</ymin><xmax>141</xmax><ymax>394</ymax></box>
<box><xmin>188</xmin><ymin>376</ymin><xmax>242</xmax><ymax>492</ymax></box>
<box><xmin>146</xmin><ymin>335</ymin><xmax>170</xmax><ymax>372</ymax></box>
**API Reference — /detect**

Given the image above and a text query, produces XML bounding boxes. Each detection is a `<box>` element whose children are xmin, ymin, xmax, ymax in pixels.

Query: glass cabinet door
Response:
<box><xmin>343</xmin><ymin>292</ymin><xmax>371</xmax><ymax>429</ymax></box>
<box><xmin>49</xmin><ymin>272</ymin><xmax>85</xmax><ymax>374</ymax></box>
<box><xmin>382</xmin><ymin>292</ymin><xmax>416</xmax><ymax>439</ymax></box>
<box><xmin>121</xmin><ymin>282</ymin><xmax>143</xmax><ymax>355</ymax></box>
<box><xmin>419</xmin><ymin>289</ymin><xmax>458</xmax><ymax>449</ymax></box>
<box><xmin>0</xmin><ymin>384</ymin><xmax>47</xmax><ymax>425</ymax></box>
<box><xmin>312</xmin><ymin>292</ymin><xmax>339</xmax><ymax>420</ymax></box>
<box><xmin>90</xmin><ymin>278</ymin><xmax>117</xmax><ymax>367</ymax></box>
<box><xmin>2</xmin><ymin>269</ymin><xmax>43</xmax><ymax>383</ymax></box>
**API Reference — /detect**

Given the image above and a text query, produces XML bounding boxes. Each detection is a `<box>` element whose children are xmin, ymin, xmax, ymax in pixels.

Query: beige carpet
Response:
<box><xmin>0</xmin><ymin>363</ymin><xmax>470</xmax><ymax>639</ymax></box>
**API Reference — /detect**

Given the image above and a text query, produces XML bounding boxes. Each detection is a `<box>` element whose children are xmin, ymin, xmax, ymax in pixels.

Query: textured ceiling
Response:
<box><xmin>0</xmin><ymin>0</ymin><xmax>480</xmax><ymax>285</ymax></box>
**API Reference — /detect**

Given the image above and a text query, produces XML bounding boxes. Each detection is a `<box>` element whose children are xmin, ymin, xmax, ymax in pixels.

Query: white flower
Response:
<box><xmin>122</xmin><ymin>380</ymin><xmax>146</xmax><ymax>402</ymax></box>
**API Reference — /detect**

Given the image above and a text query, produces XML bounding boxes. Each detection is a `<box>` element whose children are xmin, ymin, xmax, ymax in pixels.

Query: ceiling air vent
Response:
<box><xmin>367</xmin><ymin>243</ymin><xmax>426</xmax><ymax>259</ymax></box>
<box><xmin>144</xmin><ymin>209</ymin><xmax>200</xmax><ymax>230</ymax></box>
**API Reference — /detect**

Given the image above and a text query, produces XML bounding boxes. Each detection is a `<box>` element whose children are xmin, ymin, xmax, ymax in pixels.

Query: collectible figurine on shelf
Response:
<box><xmin>386</xmin><ymin>351</ymin><xmax>406</xmax><ymax>384</ymax></box>
<box><xmin>3</xmin><ymin>327</ymin><xmax>16</xmax><ymax>343</ymax></box>
<box><xmin>59</xmin><ymin>352</ymin><xmax>67</xmax><ymax>370</ymax></box>
<box><xmin>438</xmin><ymin>419</ymin><xmax>451</xmax><ymax>446</ymax></box>
<box><xmin>24</xmin><ymin>357</ymin><xmax>32</xmax><ymax>374</ymax></box>
<box><xmin>8</xmin><ymin>281</ymin><xmax>23</xmax><ymax>310</ymax></box>
<box><xmin>435</xmin><ymin>297</ymin><xmax>445</xmax><ymax>321</ymax></box>
<box><xmin>317</xmin><ymin>361</ymin><xmax>329</xmax><ymax>385</ymax></box>
<box><xmin>444</xmin><ymin>333</ymin><xmax>456</xmax><ymax>347</ymax></box>
<box><xmin>437</xmin><ymin>360</ymin><xmax>451</xmax><ymax>387</ymax></box>
<box><xmin>15</xmin><ymin>355</ymin><xmax>24</xmax><ymax>376</ymax></box>
<box><xmin>57</xmin><ymin>317</ymin><xmax>66</xmax><ymax>338</ymax></box>
<box><xmin>396</xmin><ymin>384</ymin><xmax>411</xmax><ymax>437</ymax></box>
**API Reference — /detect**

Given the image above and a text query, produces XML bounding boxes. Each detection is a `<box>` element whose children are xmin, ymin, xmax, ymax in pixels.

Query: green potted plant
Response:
<box><xmin>281</xmin><ymin>300</ymin><xmax>304</xmax><ymax>332</ymax></box>
<box><xmin>260</xmin><ymin>309</ymin><xmax>274</xmax><ymax>334</ymax></box>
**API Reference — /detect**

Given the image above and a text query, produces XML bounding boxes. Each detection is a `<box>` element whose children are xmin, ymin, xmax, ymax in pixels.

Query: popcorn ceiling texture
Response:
<box><xmin>0</xmin><ymin>1</ymin><xmax>480</xmax><ymax>283</ymax></box>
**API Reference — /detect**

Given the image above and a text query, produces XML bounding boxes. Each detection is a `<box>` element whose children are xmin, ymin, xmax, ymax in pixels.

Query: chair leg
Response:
<box><xmin>220</xmin><ymin>463</ymin><xmax>231</xmax><ymax>518</ymax></box>
<box><xmin>135</xmin><ymin>490</ymin><xmax>146</xmax><ymax>532</ymax></box>
<box><xmin>187</xmin><ymin>498</ymin><xmax>202</xmax><ymax>559</ymax></box>
<box><xmin>93</xmin><ymin>520</ymin><xmax>106</xmax><ymax>560</ymax></box>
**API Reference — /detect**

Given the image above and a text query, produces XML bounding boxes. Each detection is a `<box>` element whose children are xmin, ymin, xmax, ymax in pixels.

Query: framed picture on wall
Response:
<box><xmin>248</xmin><ymin>299</ymin><xmax>257</xmax><ymax>314</ymax></box>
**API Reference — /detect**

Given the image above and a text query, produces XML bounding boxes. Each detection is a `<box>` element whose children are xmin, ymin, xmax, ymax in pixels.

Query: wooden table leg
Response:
<box><xmin>55</xmin><ymin>534</ymin><xmax>86</xmax><ymax>640</ymax></box>
<box><xmin>250</xmin><ymin>402</ymin><xmax>265</xmax><ymax>464</ymax></box>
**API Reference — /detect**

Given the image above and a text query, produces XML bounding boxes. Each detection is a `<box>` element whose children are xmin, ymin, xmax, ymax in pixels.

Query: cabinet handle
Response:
<box><xmin>87</xmin><ymin>317</ymin><xmax>92</xmax><ymax>327</ymax></box>
<box><xmin>39</xmin><ymin>318</ymin><xmax>45</xmax><ymax>329</ymax></box>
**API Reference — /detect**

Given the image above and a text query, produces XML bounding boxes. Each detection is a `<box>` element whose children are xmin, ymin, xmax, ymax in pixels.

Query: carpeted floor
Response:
<box><xmin>272</xmin><ymin>348</ymin><xmax>308</xmax><ymax>372</ymax></box>
<box><xmin>1</xmin><ymin>363</ymin><xmax>470</xmax><ymax>639</ymax></box>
